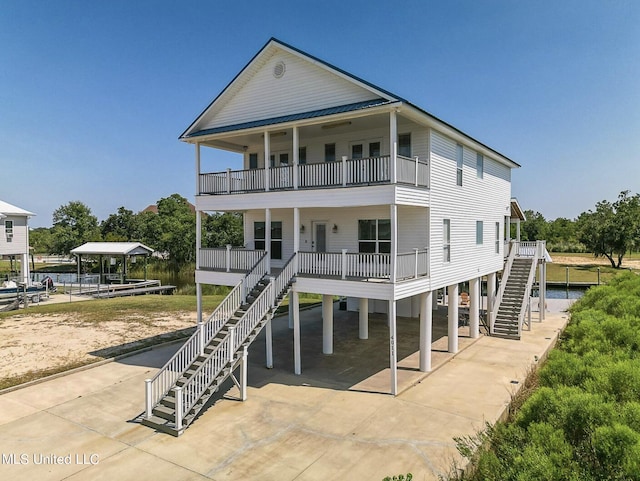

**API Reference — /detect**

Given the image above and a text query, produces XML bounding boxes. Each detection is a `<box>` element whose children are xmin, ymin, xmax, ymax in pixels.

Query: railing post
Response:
<box><xmin>226</xmin><ymin>244</ymin><xmax>232</xmax><ymax>272</ymax></box>
<box><xmin>228</xmin><ymin>327</ymin><xmax>236</xmax><ymax>363</ymax></box>
<box><xmin>414</xmin><ymin>156</ymin><xmax>419</xmax><ymax>186</ymax></box>
<box><xmin>145</xmin><ymin>379</ymin><xmax>152</xmax><ymax>418</ymax></box>
<box><xmin>198</xmin><ymin>320</ymin><xmax>205</xmax><ymax>355</ymax></box>
<box><xmin>414</xmin><ymin>248</ymin><xmax>419</xmax><ymax>278</ymax></box>
<box><xmin>226</xmin><ymin>168</ymin><xmax>231</xmax><ymax>194</ymax></box>
<box><xmin>341</xmin><ymin>249</ymin><xmax>347</xmax><ymax>280</ymax></box>
<box><xmin>174</xmin><ymin>386</ymin><xmax>183</xmax><ymax>431</ymax></box>
<box><xmin>342</xmin><ymin>156</ymin><xmax>347</xmax><ymax>187</ymax></box>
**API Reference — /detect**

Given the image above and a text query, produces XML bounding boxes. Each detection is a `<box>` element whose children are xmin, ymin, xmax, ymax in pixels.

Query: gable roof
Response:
<box><xmin>70</xmin><ymin>242</ymin><xmax>154</xmax><ymax>256</ymax></box>
<box><xmin>181</xmin><ymin>37</ymin><xmax>520</xmax><ymax>168</ymax></box>
<box><xmin>0</xmin><ymin>200</ymin><xmax>35</xmax><ymax>217</ymax></box>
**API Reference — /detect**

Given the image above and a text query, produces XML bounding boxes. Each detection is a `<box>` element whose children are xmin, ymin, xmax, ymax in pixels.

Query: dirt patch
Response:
<box><xmin>551</xmin><ymin>254</ymin><xmax>640</xmax><ymax>269</ymax></box>
<box><xmin>0</xmin><ymin>312</ymin><xmax>196</xmax><ymax>387</ymax></box>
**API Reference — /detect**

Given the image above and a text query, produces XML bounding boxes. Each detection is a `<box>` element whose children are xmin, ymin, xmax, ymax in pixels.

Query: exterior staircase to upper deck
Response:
<box><xmin>142</xmin><ymin>254</ymin><xmax>297</xmax><ymax>436</ymax></box>
<box><xmin>490</xmin><ymin>241</ymin><xmax>544</xmax><ymax>340</ymax></box>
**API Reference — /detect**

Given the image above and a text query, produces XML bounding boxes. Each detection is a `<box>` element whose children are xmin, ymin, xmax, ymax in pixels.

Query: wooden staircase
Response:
<box><xmin>142</xmin><ymin>254</ymin><xmax>296</xmax><ymax>436</ymax></box>
<box><xmin>493</xmin><ymin>258</ymin><xmax>533</xmax><ymax>339</ymax></box>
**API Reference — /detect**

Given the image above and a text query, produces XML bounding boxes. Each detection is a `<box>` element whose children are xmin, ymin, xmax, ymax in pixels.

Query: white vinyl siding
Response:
<box><xmin>0</xmin><ymin>215</ymin><xmax>29</xmax><ymax>256</ymax></box>
<box><xmin>197</xmin><ymin>49</ymin><xmax>381</xmax><ymax>132</ymax></box>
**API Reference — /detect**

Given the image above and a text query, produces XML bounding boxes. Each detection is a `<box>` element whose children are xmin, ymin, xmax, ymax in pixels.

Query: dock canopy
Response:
<box><xmin>70</xmin><ymin>242</ymin><xmax>154</xmax><ymax>283</ymax></box>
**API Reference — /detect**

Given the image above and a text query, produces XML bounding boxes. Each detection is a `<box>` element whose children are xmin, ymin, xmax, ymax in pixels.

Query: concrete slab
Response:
<box><xmin>0</xmin><ymin>302</ymin><xmax>571</xmax><ymax>480</ymax></box>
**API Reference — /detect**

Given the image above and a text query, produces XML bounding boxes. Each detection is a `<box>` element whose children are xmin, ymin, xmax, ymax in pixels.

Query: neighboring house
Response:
<box><xmin>143</xmin><ymin>38</ymin><xmax>547</xmax><ymax>435</ymax></box>
<box><xmin>0</xmin><ymin>200</ymin><xmax>35</xmax><ymax>284</ymax></box>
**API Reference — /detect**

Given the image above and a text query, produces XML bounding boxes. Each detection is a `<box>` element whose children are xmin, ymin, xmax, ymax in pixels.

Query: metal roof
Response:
<box><xmin>70</xmin><ymin>242</ymin><xmax>154</xmax><ymax>256</ymax></box>
<box><xmin>184</xmin><ymin>99</ymin><xmax>392</xmax><ymax>138</ymax></box>
<box><xmin>0</xmin><ymin>200</ymin><xmax>35</xmax><ymax>217</ymax></box>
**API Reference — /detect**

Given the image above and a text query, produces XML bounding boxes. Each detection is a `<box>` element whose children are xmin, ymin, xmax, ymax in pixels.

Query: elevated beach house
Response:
<box><xmin>0</xmin><ymin>200</ymin><xmax>34</xmax><ymax>285</ymax></box>
<box><xmin>144</xmin><ymin>39</ymin><xmax>547</xmax><ymax>435</ymax></box>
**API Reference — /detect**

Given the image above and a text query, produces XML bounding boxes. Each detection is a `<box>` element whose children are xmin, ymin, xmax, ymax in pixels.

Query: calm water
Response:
<box><xmin>538</xmin><ymin>287</ymin><xmax>588</xmax><ymax>300</ymax></box>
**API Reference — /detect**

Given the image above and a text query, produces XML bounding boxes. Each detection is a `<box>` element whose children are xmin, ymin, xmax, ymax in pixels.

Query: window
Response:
<box><xmin>476</xmin><ymin>153</ymin><xmax>484</xmax><ymax>179</ymax></box>
<box><xmin>495</xmin><ymin>222</ymin><xmax>500</xmax><ymax>254</ymax></box>
<box><xmin>352</xmin><ymin>143</ymin><xmax>363</xmax><ymax>159</ymax></box>
<box><xmin>443</xmin><ymin>219</ymin><xmax>451</xmax><ymax>262</ymax></box>
<box><xmin>358</xmin><ymin>219</ymin><xmax>391</xmax><ymax>253</ymax></box>
<box><xmin>5</xmin><ymin>220</ymin><xmax>13</xmax><ymax>242</ymax></box>
<box><xmin>249</xmin><ymin>153</ymin><xmax>258</xmax><ymax>170</ymax></box>
<box><xmin>476</xmin><ymin>221</ymin><xmax>483</xmax><ymax>245</ymax></box>
<box><xmin>324</xmin><ymin>143</ymin><xmax>336</xmax><ymax>162</ymax></box>
<box><xmin>299</xmin><ymin>146</ymin><xmax>306</xmax><ymax>164</ymax></box>
<box><xmin>254</xmin><ymin>221</ymin><xmax>283</xmax><ymax>259</ymax></box>
<box><xmin>398</xmin><ymin>133</ymin><xmax>411</xmax><ymax>157</ymax></box>
<box><xmin>456</xmin><ymin>144</ymin><xmax>463</xmax><ymax>186</ymax></box>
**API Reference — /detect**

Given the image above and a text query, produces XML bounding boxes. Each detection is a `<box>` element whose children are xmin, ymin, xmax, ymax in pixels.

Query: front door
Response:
<box><xmin>312</xmin><ymin>222</ymin><xmax>327</xmax><ymax>252</ymax></box>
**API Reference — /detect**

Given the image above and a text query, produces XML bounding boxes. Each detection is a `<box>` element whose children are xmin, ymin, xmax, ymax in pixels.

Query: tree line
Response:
<box><xmin>518</xmin><ymin>191</ymin><xmax>640</xmax><ymax>268</ymax></box>
<box><xmin>29</xmin><ymin>194</ymin><xmax>244</xmax><ymax>269</ymax></box>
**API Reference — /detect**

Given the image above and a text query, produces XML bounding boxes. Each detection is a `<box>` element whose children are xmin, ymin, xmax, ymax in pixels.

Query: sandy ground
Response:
<box><xmin>551</xmin><ymin>254</ymin><xmax>640</xmax><ymax>269</ymax></box>
<box><xmin>0</xmin><ymin>306</ymin><xmax>197</xmax><ymax>382</ymax></box>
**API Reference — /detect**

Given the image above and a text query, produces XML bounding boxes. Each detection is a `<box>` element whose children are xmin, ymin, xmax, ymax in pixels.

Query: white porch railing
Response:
<box><xmin>145</xmin><ymin>252</ymin><xmax>268</xmax><ymax>418</ymax></box>
<box><xmin>199</xmin><ymin>155</ymin><xmax>429</xmax><ymax>194</ymax></box>
<box><xmin>517</xmin><ymin>241</ymin><xmax>544</xmax><ymax>335</ymax></box>
<box><xmin>199</xmin><ymin>247</ymin><xmax>266</xmax><ymax>272</ymax></box>
<box><xmin>298</xmin><ymin>249</ymin><xmax>428</xmax><ymax>281</ymax></box>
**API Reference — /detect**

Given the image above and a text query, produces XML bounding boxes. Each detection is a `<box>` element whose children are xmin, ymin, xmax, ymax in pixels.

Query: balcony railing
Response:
<box><xmin>199</xmin><ymin>155</ymin><xmax>429</xmax><ymax>195</ymax></box>
<box><xmin>199</xmin><ymin>247</ymin><xmax>266</xmax><ymax>272</ymax></box>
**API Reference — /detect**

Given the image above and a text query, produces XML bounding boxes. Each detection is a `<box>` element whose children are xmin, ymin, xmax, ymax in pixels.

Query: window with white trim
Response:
<box><xmin>299</xmin><ymin>146</ymin><xmax>306</xmax><ymax>164</ymax></box>
<box><xmin>398</xmin><ymin>133</ymin><xmax>411</xmax><ymax>157</ymax></box>
<box><xmin>324</xmin><ymin>143</ymin><xmax>336</xmax><ymax>162</ymax></box>
<box><xmin>476</xmin><ymin>221</ymin><xmax>483</xmax><ymax>245</ymax></box>
<box><xmin>443</xmin><ymin>219</ymin><xmax>451</xmax><ymax>262</ymax></box>
<box><xmin>476</xmin><ymin>153</ymin><xmax>484</xmax><ymax>179</ymax></box>
<box><xmin>249</xmin><ymin>153</ymin><xmax>258</xmax><ymax>169</ymax></box>
<box><xmin>495</xmin><ymin>222</ymin><xmax>500</xmax><ymax>254</ymax></box>
<box><xmin>456</xmin><ymin>144</ymin><xmax>463</xmax><ymax>186</ymax></box>
<box><xmin>254</xmin><ymin>221</ymin><xmax>282</xmax><ymax>259</ymax></box>
<box><xmin>5</xmin><ymin>220</ymin><xmax>13</xmax><ymax>242</ymax></box>
<box><xmin>358</xmin><ymin>219</ymin><xmax>391</xmax><ymax>253</ymax></box>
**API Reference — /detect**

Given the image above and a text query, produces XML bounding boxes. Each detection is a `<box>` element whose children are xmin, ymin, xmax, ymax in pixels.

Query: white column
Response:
<box><xmin>390</xmin><ymin>110</ymin><xmax>398</xmax><ymax>183</ymax></box>
<box><xmin>322</xmin><ymin>294</ymin><xmax>333</xmax><ymax>354</ymax></box>
<box><xmin>419</xmin><ymin>291</ymin><xmax>433</xmax><ymax>372</ymax></box>
<box><xmin>293</xmin><ymin>207</ymin><xmax>300</xmax><ymax>271</ymax></box>
<box><xmin>265</xmin><ymin>319</ymin><xmax>273</xmax><ymax>368</ymax></box>
<box><xmin>506</xmin><ymin>216</ymin><xmax>511</xmax><ymax>243</ymax></box>
<box><xmin>195</xmin><ymin>142</ymin><xmax>201</xmax><ymax>194</ymax></box>
<box><xmin>516</xmin><ymin>219</ymin><xmax>521</xmax><ymax>242</ymax></box>
<box><xmin>447</xmin><ymin>284</ymin><xmax>459</xmax><ymax>353</ymax></box>
<box><xmin>389</xmin><ymin>300</ymin><xmax>398</xmax><ymax>395</ymax></box>
<box><xmin>390</xmin><ymin>204</ymin><xmax>398</xmax><ymax>283</ymax></box>
<box><xmin>240</xmin><ymin>346</ymin><xmax>248</xmax><ymax>401</ymax></box>
<box><xmin>293</xmin><ymin>290</ymin><xmax>301</xmax><ymax>374</ymax></box>
<box><xmin>288</xmin><ymin>296</ymin><xmax>294</xmax><ymax>329</ymax></box>
<box><xmin>542</xmin><ymin>262</ymin><xmax>547</xmax><ymax>320</ymax></box>
<box><xmin>469</xmin><ymin>277</ymin><xmax>480</xmax><ymax>338</ymax></box>
<box><xmin>359</xmin><ymin>297</ymin><xmax>369</xmax><ymax>340</ymax></box>
<box><xmin>293</xmin><ymin>125</ymin><xmax>299</xmax><ymax>190</ymax></box>
<box><xmin>265</xmin><ymin>208</ymin><xmax>271</xmax><ymax>274</ymax></box>
<box><xmin>196</xmin><ymin>283</ymin><xmax>203</xmax><ymax>325</ymax></box>
<box><xmin>264</xmin><ymin>130</ymin><xmax>270</xmax><ymax>191</ymax></box>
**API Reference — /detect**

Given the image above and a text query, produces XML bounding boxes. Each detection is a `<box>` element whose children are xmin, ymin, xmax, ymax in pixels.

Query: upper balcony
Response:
<box><xmin>198</xmin><ymin>154</ymin><xmax>429</xmax><ymax>196</ymax></box>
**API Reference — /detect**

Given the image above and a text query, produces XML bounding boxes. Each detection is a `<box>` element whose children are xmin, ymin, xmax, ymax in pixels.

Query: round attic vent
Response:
<box><xmin>273</xmin><ymin>61</ymin><xmax>286</xmax><ymax>78</ymax></box>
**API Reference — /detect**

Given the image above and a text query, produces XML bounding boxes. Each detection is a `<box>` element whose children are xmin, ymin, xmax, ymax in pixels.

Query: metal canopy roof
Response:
<box><xmin>0</xmin><ymin>200</ymin><xmax>35</xmax><ymax>217</ymax></box>
<box><xmin>184</xmin><ymin>99</ymin><xmax>391</xmax><ymax>138</ymax></box>
<box><xmin>70</xmin><ymin>242</ymin><xmax>154</xmax><ymax>256</ymax></box>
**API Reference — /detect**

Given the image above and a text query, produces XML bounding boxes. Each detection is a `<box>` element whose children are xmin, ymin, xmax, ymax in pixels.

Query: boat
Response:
<box><xmin>0</xmin><ymin>277</ymin><xmax>55</xmax><ymax>305</ymax></box>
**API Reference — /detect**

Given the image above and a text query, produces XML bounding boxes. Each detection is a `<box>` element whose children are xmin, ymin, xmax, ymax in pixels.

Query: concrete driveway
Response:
<box><xmin>0</xmin><ymin>301</ymin><xmax>570</xmax><ymax>480</ymax></box>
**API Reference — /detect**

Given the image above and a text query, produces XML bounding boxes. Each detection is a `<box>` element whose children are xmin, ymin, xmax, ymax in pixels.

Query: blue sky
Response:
<box><xmin>1</xmin><ymin>0</ymin><xmax>638</xmax><ymax>227</ymax></box>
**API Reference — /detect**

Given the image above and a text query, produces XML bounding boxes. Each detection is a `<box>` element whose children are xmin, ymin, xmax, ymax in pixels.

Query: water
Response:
<box><xmin>538</xmin><ymin>287</ymin><xmax>588</xmax><ymax>300</ymax></box>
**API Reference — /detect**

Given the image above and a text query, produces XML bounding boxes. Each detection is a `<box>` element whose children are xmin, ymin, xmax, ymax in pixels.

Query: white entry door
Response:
<box><xmin>312</xmin><ymin>222</ymin><xmax>327</xmax><ymax>252</ymax></box>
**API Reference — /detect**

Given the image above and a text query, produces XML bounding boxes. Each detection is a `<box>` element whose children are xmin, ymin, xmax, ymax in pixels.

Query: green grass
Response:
<box><xmin>545</xmin><ymin>263</ymin><xmax>620</xmax><ymax>284</ymax></box>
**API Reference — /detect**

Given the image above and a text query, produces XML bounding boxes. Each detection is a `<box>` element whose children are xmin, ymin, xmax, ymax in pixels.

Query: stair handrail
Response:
<box><xmin>145</xmin><ymin>252</ymin><xmax>268</xmax><ymax>417</ymax></box>
<box><xmin>177</xmin><ymin>280</ymin><xmax>275</xmax><ymax>430</ymax></box>
<box><xmin>175</xmin><ymin>253</ymin><xmax>298</xmax><ymax>430</ymax></box>
<box><xmin>490</xmin><ymin>240</ymin><xmax>518</xmax><ymax>333</ymax></box>
<box><xmin>516</xmin><ymin>241</ymin><xmax>543</xmax><ymax>336</ymax></box>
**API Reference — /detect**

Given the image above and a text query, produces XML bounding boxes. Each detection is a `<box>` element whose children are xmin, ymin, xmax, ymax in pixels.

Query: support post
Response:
<box><xmin>196</xmin><ymin>283</ymin><xmax>203</xmax><ymax>325</ymax></box>
<box><xmin>341</xmin><ymin>249</ymin><xmax>347</xmax><ymax>280</ymax></box>
<box><xmin>390</xmin><ymin>110</ymin><xmax>397</xmax><ymax>183</ymax></box>
<box><xmin>389</xmin><ymin>299</ymin><xmax>398</xmax><ymax>395</ymax></box>
<box><xmin>288</xmin><ymin>294</ymin><xmax>294</xmax><ymax>329</ymax></box>
<box><xmin>198</xmin><ymin>318</ymin><xmax>205</xmax><ymax>355</ymax></box>
<box><xmin>226</xmin><ymin>168</ymin><xmax>231</xmax><ymax>194</ymax></box>
<box><xmin>240</xmin><ymin>346</ymin><xmax>248</xmax><ymax>401</ymax></box>
<box><xmin>293</xmin><ymin>126</ymin><xmax>299</xmax><ymax>190</ymax></box>
<box><xmin>145</xmin><ymin>379</ymin><xmax>152</xmax><ymax>418</ymax></box>
<box><xmin>448</xmin><ymin>284</ymin><xmax>459</xmax><ymax>353</ymax></box>
<box><xmin>174</xmin><ymin>386</ymin><xmax>183</xmax><ymax>431</ymax></box>
<box><xmin>342</xmin><ymin>155</ymin><xmax>347</xmax><ymax>186</ymax></box>
<box><xmin>293</xmin><ymin>207</ymin><xmax>300</xmax><ymax>273</ymax></box>
<box><xmin>419</xmin><ymin>291</ymin><xmax>433</xmax><ymax>372</ymax></box>
<box><xmin>322</xmin><ymin>294</ymin><xmax>333</xmax><ymax>354</ymax></box>
<box><xmin>390</xmin><ymin>204</ymin><xmax>398</xmax><ymax>282</ymax></box>
<box><xmin>195</xmin><ymin>142</ymin><xmax>201</xmax><ymax>194</ymax></box>
<box><xmin>265</xmin><ymin>319</ymin><xmax>273</xmax><ymax>368</ymax></box>
<box><xmin>265</xmin><ymin>208</ymin><xmax>271</xmax><ymax>274</ymax></box>
<box><xmin>293</xmin><ymin>290</ymin><xmax>301</xmax><ymax>374</ymax></box>
<box><xmin>487</xmin><ymin>272</ymin><xmax>496</xmax><ymax>323</ymax></box>
<box><xmin>359</xmin><ymin>298</ymin><xmax>369</xmax><ymax>339</ymax></box>
<box><xmin>469</xmin><ymin>277</ymin><xmax>480</xmax><ymax>339</ymax></box>
<box><xmin>226</xmin><ymin>244</ymin><xmax>232</xmax><ymax>272</ymax></box>
<box><xmin>264</xmin><ymin>130</ymin><xmax>270</xmax><ymax>191</ymax></box>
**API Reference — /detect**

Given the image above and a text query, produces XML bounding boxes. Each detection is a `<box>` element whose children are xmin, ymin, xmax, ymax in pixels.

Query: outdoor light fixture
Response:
<box><xmin>332</xmin><ymin>224</ymin><xmax>338</xmax><ymax>233</ymax></box>
<box><xmin>300</xmin><ymin>225</ymin><xmax>305</xmax><ymax>233</ymax></box>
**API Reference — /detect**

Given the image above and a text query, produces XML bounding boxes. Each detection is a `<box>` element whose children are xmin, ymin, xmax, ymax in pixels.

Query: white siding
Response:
<box><xmin>428</xmin><ymin>130</ymin><xmax>510</xmax><ymax>290</ymax></box>
<box><xmin>198</xmin><ymin>49</ymin><xmax>380</xmax><ymax>132</ymax></box>
<box><xmin>0</xmin><ymin>215</ymin><xmax>29</xmax><ymax>256</ymax></box>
